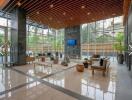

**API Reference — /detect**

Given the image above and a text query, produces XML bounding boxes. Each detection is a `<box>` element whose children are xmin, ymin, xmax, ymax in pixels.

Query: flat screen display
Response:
<box><xmin>67</xmin><ymin>39</ymin><xmax>76</xmax><ymax>46</ymax></box>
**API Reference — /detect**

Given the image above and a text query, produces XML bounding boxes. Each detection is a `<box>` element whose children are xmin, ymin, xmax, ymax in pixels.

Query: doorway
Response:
<box><xmin>0</xmin><ymin>26</ymin><xmax>10</xmax><ymax>65</ymax></box>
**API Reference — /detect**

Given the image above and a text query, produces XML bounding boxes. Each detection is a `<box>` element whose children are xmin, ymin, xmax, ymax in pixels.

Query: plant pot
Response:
<box><xmin>76</xmin><ymin>64</ymin><xmax>84</xmax><ymax>72</ymax></box>
<box><xmin>83</xmin><ymin>62</ymin><xmax>88</xmax><ymax>68</ymax></box>
<box><xmin>117</xmin><ymin>53</ymin><xmax>124</xmax><ymax>64</ymax></box>
<box><xmin>50</xmin><ymin>56</ymin><xmax>54</xmax><ymax>61</ymax></box>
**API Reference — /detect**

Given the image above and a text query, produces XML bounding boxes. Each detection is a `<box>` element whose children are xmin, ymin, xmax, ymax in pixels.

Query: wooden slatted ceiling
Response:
<box><xmin>3</xmin><ymin>0</ymin><xmax>123</xmax><ymax>29</ymax></box>
<box><xmin>123</xmin><ymin>0</ymin><xmax>131</xmax><ymax>24</ymax></box>
<box><xmin>0</xmin><ymin>0</ymin><xmax>10</xmax><ymax>9</ymax></box>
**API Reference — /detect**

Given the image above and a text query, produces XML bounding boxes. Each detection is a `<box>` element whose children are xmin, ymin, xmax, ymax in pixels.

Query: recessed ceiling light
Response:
<box><xmin>102</xmin><ymin>11</ymin><xmax>105</xmax><ymax>15</ymax></box>
<box><xmin>112</xmin><ymin>13</ymin><xmax>116</xmax><ymax>16</ymax></box>
<box><xmin>81</xmin><ymin>5</ymin><xmax>85</xmax><ymax>9</ymax></box>
<box><xmin>36</xmin><ymin>11</ymin><xmax>39</xmax><ymax>14</ymax></box>
<box><xmin>57</xmin><ymin>21</ymin><xmax>60</xmax><ymax>23</ymax></box>
<box><xmin>49</xmin><ymin>17</ymin><xmax>52</xmax><ymax>20</ymax></box>
<box><xmin>70</xmin><ymin>17</ymin><xmax>73</xmax><ymax>20</ymax></box>
<box><xmin>63</xmin><ymin>12</ymin><xmax>66</xmax><ymax>15</ymax></box>
<box><xmin>92</xmin><ymin>18</ymin><xmax>95</xmax><ymax>21</ymax></box>
<box><xmin>87</xmin><ymin>12</ymin><xmax>91</xmax><ymax>15</ymax></box>
<box><xmin>17</xmin><ymin>1</ymin><xmax>21</xmax><ymax>6</ymax></box>
<box><xmin>50</xmin><ymin>4</ymin><xmax>54</xmax><ymax>8</ymax></box>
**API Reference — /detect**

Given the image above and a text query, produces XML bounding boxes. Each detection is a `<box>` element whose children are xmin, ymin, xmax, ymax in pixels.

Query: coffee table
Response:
<box><xmin>34</xmin><ymin>61</ymin><xmax>52</xmax><ymax>72</ymax></box>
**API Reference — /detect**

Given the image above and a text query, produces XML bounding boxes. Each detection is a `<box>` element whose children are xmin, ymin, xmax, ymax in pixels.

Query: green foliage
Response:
<box><xmin>81</xmin><ymin>24</ymin><xmax>96</xmax><ymax>43</ymax></box>
<box><xmin>113</xmin><ymin>32</ymin><xmax>125</xmax><ymax>53</ymax></box>
<box><xmin>27</xmin><ymin>29</ymin><xmax>64</xmax><ymax>52</ymax></box>
<box><xmin>51</xmin><ymin>30</ymin><xmax>64</xmax><ymax>50</ymax></box>
<box><xmin>115</xmin><ymin>32</ymin><xmax>124</xmax><ymax>43</ymax></box>
<box><xmin>29</xmin><ymin>35</ymin><xmax>40</xmax><ymax>43</ymax></box>
<box><xmin>0</xmin><ymin>34</ymin><xmax>4</xmax><ymax>46</ymax></box>
<box><xmin>27</xmin><ymin>32</ymin><xmax>41</xmax><ymax>46</ymax></box>
<box><xmin>84</xmin><ymin>58</ymin><xmax>88</xmax><ymax>60</ymax></box>
<box><xmin>96</xmin><ymin>34</ymin><xmax>114</xmax><ymax>43</ymax></box>
<box><xmin>81</xmin><ymin>24</ymin><xmax>115</xmax><ymax>43</ymax></box>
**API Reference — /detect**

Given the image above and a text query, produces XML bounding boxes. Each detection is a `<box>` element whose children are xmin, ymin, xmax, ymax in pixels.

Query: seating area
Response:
<box><xmin>5</xmin><ymin>57</ymin><xmax>117</xmax><ymax>100</ymax></box>
<box><xmin>75</xmin><ymin>55</ymin><xmax>110</xmax><ymax>76</ymax></box>
<box><xmin>28</xmin><ymin>53</ymin><xmax>111</xmax><ymax>77</ymax></box>
<box><xmin>91</xmin><ymin>58</ymin><xmax>110</xmax><ymax>76</ymax></box>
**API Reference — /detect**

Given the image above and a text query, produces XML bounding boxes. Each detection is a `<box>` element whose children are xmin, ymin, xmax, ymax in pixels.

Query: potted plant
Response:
<box><xmin>50</xmin><ymin>55</ymin><xmax>54</xmax><ymax>61</ymax></box>
<box><xmin>113</xmin><ymin>32</ymin><xmax>125</xmax><ymax>64</ymax></box>
<box><xmin>83</xmin><ymin>58</ymin><xmax>88</xmax><ymax>68</ymax></box>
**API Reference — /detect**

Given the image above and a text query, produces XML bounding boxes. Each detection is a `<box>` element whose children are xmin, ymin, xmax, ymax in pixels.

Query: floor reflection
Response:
<box><xmin>0</xmin><ymin>66</ymin><xmax>33</xmax><ymax>93</ymax></box>
<box><xmin>0</xmin><ymin>82</ymin><xmax>77</xmax><ymax>100</ymax></box>
<box><xmin>0</xmin><ymin>61</ymin><xmax>117</xmax><ymax>100</ymax></box>
<box><xmin>43</xmin><ymin>64</ymin><xmax>116</xmax><ymax>100</ymax></box>
<box><xmin>14</xmin><ymin>62</ymin><xmax>77</xmax><ymax>78</ymax></box>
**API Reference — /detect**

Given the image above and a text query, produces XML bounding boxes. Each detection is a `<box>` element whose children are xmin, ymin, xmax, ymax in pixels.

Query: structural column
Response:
<box><xmin>65</xmin><ymin>25</ymin><xmax>81</xmax><ymax>58</ymax></box>
<box><xmin>10</xmin><ymin>8</ymin><xmax>26</xmax><ymax>65</ymax></box>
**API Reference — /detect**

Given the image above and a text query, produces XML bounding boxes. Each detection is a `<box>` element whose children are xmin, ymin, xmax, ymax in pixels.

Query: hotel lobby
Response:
<box><xmin>0</xmin><ymin>0</ymin><xmax>132</xmax><ymax>100</ymax></box>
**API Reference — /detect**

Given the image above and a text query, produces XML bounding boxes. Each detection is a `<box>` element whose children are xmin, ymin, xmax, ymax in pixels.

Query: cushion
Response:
<box><xmin>100</xmin><ymin>58</ymin><xmax>104</xmax><ymax>66</ymax></box>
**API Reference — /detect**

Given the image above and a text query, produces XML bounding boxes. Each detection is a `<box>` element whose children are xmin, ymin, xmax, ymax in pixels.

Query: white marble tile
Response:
<box><xmin>43</xmin><ymin>62</ymin><xmax>117</xmax><ymax>100</ymax></box>
<box><xmin>14</xmin><ymin>62</ymin><xmax>77</xmax><ymax>78</ymax></box>
<box><xmin>0</xmin><ymin>82</ymin><xmax>77</xmax><ymax>100</ymax></box>
<box><xmin>0</xmin><ymin>67</ymin><xmax>33</xmax><ymax>93</ymax></box>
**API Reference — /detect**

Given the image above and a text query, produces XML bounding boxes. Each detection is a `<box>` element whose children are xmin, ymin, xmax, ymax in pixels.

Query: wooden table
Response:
<box><xmin>36</xmin><ymin>56</ymin><xmax>45</xmax><ymax>62</ymax></box>
<box><xmin>34</xmin><ymin>61</ymin><xmax>52</xmax><ymax>72</ymax></box>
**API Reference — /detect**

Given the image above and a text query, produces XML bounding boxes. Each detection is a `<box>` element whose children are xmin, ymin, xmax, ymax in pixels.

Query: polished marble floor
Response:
<box><xmin>0</xmin><ymin>66</ymin><xmax>33</xmax><ymax>93</ymax></box>
<box><xmin>43</xmin><ymin>65</ymin><xmax>116</xmax><ymax>100</ymax></box>
<box><xmin>43</xmin><ymin>67</ymin><xmax>116</xmax><ymax>99</ymax></box>
<box><xmin>0</xmin><ymin>81</ymin><xmax>77</xmax><ymax>100</ymax></box>
<box><xmin>14</xmin><ymin>61</ymin><xmax>77</xmax><ymax>78</ymax></box>
<box><xmin>0</xmin><ymin>60</ymin><xmax>119</xmax><ymax>100</ymax></box>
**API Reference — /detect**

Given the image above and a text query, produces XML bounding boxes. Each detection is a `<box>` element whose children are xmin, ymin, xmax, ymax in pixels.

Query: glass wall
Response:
<box><xmin>26</xmin><ymin>25</ymin><xmax>64</xmax><ymax>57</ymax></box>
<box><xmin>0</xmin><ymin>12</ymin><xmax>65</xmax><ymax>59</ymax></box>
<box><xmin>0</xmin><ymin>11</ymin><xmax>123</xmax><ymax>61</ymax></box>
<box><xmin>81</xmin><ymin>16</ymin><xmax>124</xmax><ymax>61</ymax></box>
<box><xmin>0</xmin><ymin>16</ymin><xmax>11</xmax><ymax>63</ymax></box>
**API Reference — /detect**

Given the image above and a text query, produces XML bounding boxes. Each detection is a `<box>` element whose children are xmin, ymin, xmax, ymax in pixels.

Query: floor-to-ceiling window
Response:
<box><xmin>56</xmin><ymin>29</ymin><xmax>64</xmax><ymax>54</ymax></box>
<box><xmin>81</xmin><ymin>16</ymin><xmax>124</xmax><ymax>61</ymax></box>
<box><xmin>26</xmin><ymin>23</ymin><xmax>64</xmax><ymax>57</ymax></box>
<box><xmin>0</xmin><ymin>15</ymin><xmax>11</xmax><ymax>63</ymax></box>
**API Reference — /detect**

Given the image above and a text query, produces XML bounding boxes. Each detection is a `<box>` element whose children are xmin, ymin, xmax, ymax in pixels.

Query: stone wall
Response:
<box><xmin>64</xmin><ymin>25</ymin><xmax>81</xmax><ymax>58</ymax></box>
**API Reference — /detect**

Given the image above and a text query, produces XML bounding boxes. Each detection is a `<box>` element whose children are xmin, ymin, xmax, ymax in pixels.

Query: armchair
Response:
<box><xmin>91</xmin><ymin>58</ymin><xmax>110</xmax><ymax>76</ymax></box>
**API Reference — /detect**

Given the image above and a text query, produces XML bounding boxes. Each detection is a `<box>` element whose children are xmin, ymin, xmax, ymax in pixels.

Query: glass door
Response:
<box><xmin>0</xmin><ymin>27</ymin><xmax>9</xmax><ymax>65</ymax></box>
<box><xmin>0</xmin><ymin>27</ymin><xmax>5</xmax><ymax>64</ymax></box>
<box><xmin>129</xmin><ymin>32</ymin><xmax>132</xmax><ymax>70</ymax></box>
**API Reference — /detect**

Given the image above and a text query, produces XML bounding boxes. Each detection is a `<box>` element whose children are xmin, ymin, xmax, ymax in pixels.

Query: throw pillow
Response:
<box><xmin>100</xmin><ymin>58</ymin><xmax>104</xmax><ymax>66</ymax></box>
